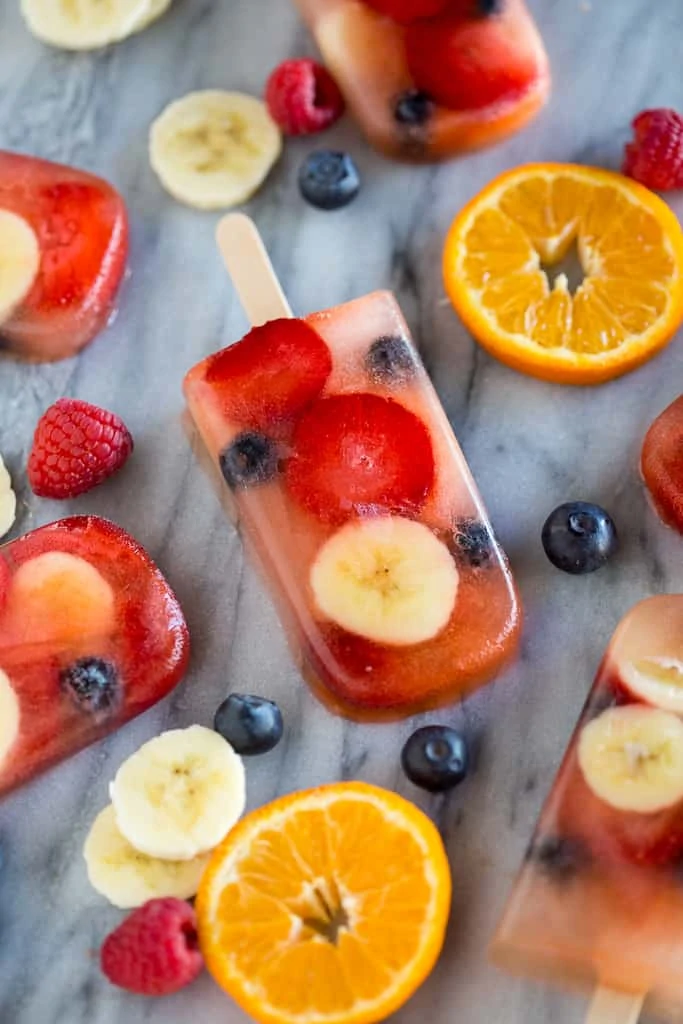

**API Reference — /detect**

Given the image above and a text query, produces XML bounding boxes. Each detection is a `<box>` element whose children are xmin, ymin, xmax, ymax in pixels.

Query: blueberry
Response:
<box><xmin>220</xmin><ymin>432</ymin><xmax>279</xmax><ymax>489</ymax></box>
<box><xmin>393</xmin><ymin>90</ymin><xmax>434</xmax><ymax>126</ymax></box>
<box><xmin>542</xmin><ymin>502</ymin><xmax>618</xmax><ymax>575</ymax></box>
<box><xmin>298</xmin><ymin>151</ymin><xmax>360</xmax><ymax>211</ymax></box>
<box><xmin>450</xmin><ymin>519</ymin><xmax>495</xmax><ymax>569</ymax></box>
<box><xmin>477</xmin><ymin>0</ymin><xmax>503</xmax><ymax>13</ymax></box>
<box><xmin>214</xmin><ymin>694</ymin><xmax>284</xmax><ymax>756</ymax></box>
<box><xmin>401</xmin><ymin>725</ymin><xmax>469</xmax><ymax>793</ymax></box>
<box><xmin>60</xmin><ymin>658</ymin><xmax>119</xmax><ymax>716</ymax></box>
<box><xmin>365</xmin><ymin>335</ymin><xmax>416</xmax><ymax>385</ymax></box>
<box><xmin>525</xmin><ymin>835</ymin><xmax>588</xmax><ymax>881</ymax></box>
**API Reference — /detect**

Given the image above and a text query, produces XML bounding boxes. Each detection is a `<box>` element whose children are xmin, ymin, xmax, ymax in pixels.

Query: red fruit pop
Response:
<box><xmin>0</xmin><ymin>151</ymin><xmax>128</xmax><ymax>361</ymax></box>
<box><xmin>641</xmin><ymin>394</ymin><xmax>683</xmax><ymax>533</ymax></box>
<box><xmin>101</xmin><ymin>899</ymin><xmax>203</xmax><ymax>996</ymax></box>
<box><xmin>284</xmin><ymin>392</ymin><xmax>435</xmax><ymax>523</ymax></box>
<box><xmin>265</xmin><ymin>59</ymin><xmax>345</xmax><ymax>136</ymax></box>
<box><xmin>362</xmin><ymin>0</ymin><xmax>451</xmax><ymax>24</ymax></box>
<box><xmin>28</xmin><ymin>398</ymin><xmax>133</xmax><ymax>500</ymax></box>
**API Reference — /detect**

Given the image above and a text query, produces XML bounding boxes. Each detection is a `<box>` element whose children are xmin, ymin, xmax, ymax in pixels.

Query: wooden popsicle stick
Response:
<box><xmin>215</xmin><ymin>213</ymin><xmax>292</xmax><ymax>325</ymax></box>
<box><xmin>585</xmin><ymin>987</ymin><xmax>645</xmax><ymax>1024</ymax></box>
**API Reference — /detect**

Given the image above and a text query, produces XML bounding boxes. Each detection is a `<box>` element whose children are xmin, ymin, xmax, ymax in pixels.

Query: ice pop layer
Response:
<box><xmin>0</xmin><ymin>516</ymin><xmax>189</xmax><ymax>796</ymax></box>
<box><xmin>184</xmin><ymin>290</ymin><xmax>521</xmax><ymax>718</ymax></box>
<box><xmin>492</xmin><ymin>596</ymin><xmax>683</xmax><ymax>1013</ymax></box>
<box><xmin>292</xmin><ymin>0</ymin><xmax>550</xmax><ymax>160</ymax></box>
<box><xmin>0</xmin><ymin>151</ymin><xmax>128</xmax><ymax>361</ymax></box>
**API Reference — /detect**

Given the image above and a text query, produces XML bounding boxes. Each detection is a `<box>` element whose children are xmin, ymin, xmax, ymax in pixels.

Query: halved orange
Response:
<box><xmin>196</xmin><ymin>781</ymin><xmax>451</xmax><ymax>1024</ymax></box>
<box><xmin>443</xmin><ymin>163</ymin><xmax>683</xmax><ymax>384</ymax></box>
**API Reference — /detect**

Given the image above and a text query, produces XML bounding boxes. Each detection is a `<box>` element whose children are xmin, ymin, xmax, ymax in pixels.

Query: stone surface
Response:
<box><xmin>0</xmin><ymin>0</ymin><xmax>682</xmax><ymax>1021</ymax></box>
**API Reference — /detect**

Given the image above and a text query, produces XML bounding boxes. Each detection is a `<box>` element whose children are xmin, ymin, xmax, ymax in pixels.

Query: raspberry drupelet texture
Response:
<box><xmin>265</xmin><ymin>59</ymin><xmax>345</xmax><ymax>136</ymax></box>
<box><xmin>623</xmin><ymin>109</ymin><xmax>683</xmax><ymax>190</ymax></box>
<box><xmin>28</xmin><ymin>398</ymin><xmax>133</xmax><ymax>499</ymax></box>
<box><xmin>101</xmin><ymin>898</ymin><xmax>203</xmax><ymax>996</ymax></box>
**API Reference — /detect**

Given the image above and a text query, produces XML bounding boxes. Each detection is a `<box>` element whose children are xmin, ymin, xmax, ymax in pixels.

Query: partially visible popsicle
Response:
<box><xmin>641</xmin><ymin>395</ymin><xmax>683</xmax><ymax>534</ymax></box>
<box><xmin>292</xmin><ymin>0</ymin><xmax>550</xmax><ymax>160</ymax></box>
<box><xmin>0</xmin><ymin>151</ymin><xmax>128</xmax><ymax>362</ymax></box>
<box><xmin>184</xmin><ymin>214</ymin><xmax>521</xmax><ymax>720</ymax></box>
<box><xmin>492</xmin><ymin>596</ymin><xmax>683</xmax><ymax>1023</ymax></box>
<box><xmin>0</xmin><ymin>516</ymin><xmax>189</xmax><ymax>796</ymax></box>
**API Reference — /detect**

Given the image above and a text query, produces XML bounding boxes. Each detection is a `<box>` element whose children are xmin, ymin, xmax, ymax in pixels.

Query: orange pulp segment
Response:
<box><xmin>196</xmin><ymin>781</ymin><xmax>451</xmax><ymax>1024</ymax></box>
<box><xmin>443</xmin><ymin>163</ymin><xmax>683</xmax><ymax>384</ymax></box>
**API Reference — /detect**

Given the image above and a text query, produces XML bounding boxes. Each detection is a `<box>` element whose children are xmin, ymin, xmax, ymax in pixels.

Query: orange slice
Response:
<box><xmin>196</xmin><ymin>781</ymin><xmax>451</xmax><ymax>1024</ymax></box>
<box><xmin>443</xmin><ymin>163</ymin><xmax>683</xmax><ymax>384</ymax></box>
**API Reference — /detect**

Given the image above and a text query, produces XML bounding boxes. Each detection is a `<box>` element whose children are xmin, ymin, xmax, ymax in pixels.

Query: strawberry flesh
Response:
<box><xmin>0</xmin><ymin>516</ymin><xmax>189</xmax><ymax>795</ymax></box>
<box><xmin>405</xmin><ymin>0</ymin><xmax>543</xmax><ymax>110</ymax></box>
<box><xmin>204</xmin><ymin>319</ymin><xmax>333</xmax><ymax>432</ymax></box>
<box><xmin>285</xmin><ymin>392</ymin><xmax>435</xmax><ymax>523</ymax></box>
<box><xmin>0</xmin><ymin>151</ymin><xmax>128</xmax><ymax>361</ymax></box>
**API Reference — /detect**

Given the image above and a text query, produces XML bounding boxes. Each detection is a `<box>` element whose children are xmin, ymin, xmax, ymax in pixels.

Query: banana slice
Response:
<box><xmin>84</xmin><ymin>805</ymin><xmax>210</xmax><ymax>909</ymax></box>
<box><xmin>0</xmin><ymin>457</ymin><xmax>16</xmax><ymax>540</ymax></box>
<box><xmin>110</xmin><ymin>725</ymin><xmax>246</xmax><ymax>861</ymax></box>
<box><xmin>620</xmin><ymin>657</ymin><xmax>683</xmax><ymax>714</ymax></box>
<box><xmin>0</xmin><ymin>669</ymin><xmax>20</xmax><ymax>769</ymax></box>
<box><xmin>21</xmin><ymin>0</ymin><xmax>153</xmax><ymax>50</ymax></box>
<box><xmin>0</xmin><ymin>211</ymin><xmax>40</xmax><ymax>326</ymax></box>
<box><xmin>149</xmin><ymin>91</ymin><xmax>282</xmax><ymax>210</ymax></box>
<box><xmin>310</xmin><ymin>516</ymin><xmax>459</xmax><ymax>647</ymax></box>
<box><xmin>578</xmin><ymin>705</ymin><xmax>683</xmax><ymax>813</ymax></box>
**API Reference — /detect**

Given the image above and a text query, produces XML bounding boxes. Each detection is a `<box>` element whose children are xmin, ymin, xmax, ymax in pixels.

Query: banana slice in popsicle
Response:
<box><xmin>0</xmin><ymin>211</ymin><xmax>40</xmax><ymax>326</ymax></box>
<box><xmin>0</xmin><ymin>457</ymin><xmax>17</xmax><ymax>540</ymax></box>
<box><xmin>110</xmin><ymin>725</ymin><xmax>246</xmax><ymax>861</ymax></box>
<box><xmin>149</xmin><ymin>91</ymin><xmax>282</xmax><ymax>210</ymax></box>
<box><xmin>21</xmin><ymin>0</ymin><xmax>153</xmax><ymax>50</ymax></box>
<box><xmin>579</xmin><ymin>705</ymin><xmax>683</xmax><ymax>813</ymax></box>
<box><xmin>84</xmin><ymin>805</ymin><xmax>210</xmax><ymax>909</ymax></box>
<box><xmin>310</xmin><ymin>516</ymin><xmax>459</xmax><ymax>647</ymax></box>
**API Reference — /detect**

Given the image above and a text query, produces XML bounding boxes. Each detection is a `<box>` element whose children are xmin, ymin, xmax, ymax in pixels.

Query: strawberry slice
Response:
<box><xmin>203</xmin><ymin>319</ymin><xmax>332</xmax><ymax>432</ymax></box>
<box><xmin>405</xmin><ymin>0</ymin><xmax>545</xmax><ymax>111</ymax></box>
<box><xmin>362</xmin><ymin>0</ymin><xmax>450</xmax><ymax>24</ymax></box>
<box><xmin>285</xmin><ymin>392</ymin><xmax>435</xmax><ymax>523</ymax></box>
<box><xmin>641</xmin><ymin>395</ymin><xmax>683</xmax><ymax>534</ymax></box>
<box><xmin>0</xmin><ymin>151</ymin><xmax>128</xmax><ymax>361</ymax></box>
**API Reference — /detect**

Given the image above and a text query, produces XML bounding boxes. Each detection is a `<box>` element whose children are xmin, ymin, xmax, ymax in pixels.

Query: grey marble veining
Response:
<box><xmin>0</xmin><ymin>0</ymin><xmax>682</xmax><ymax>1021</ymax></box>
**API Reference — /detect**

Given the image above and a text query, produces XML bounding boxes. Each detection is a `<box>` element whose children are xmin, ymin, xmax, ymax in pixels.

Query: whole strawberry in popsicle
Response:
<box><xmin>0</xmin><ymin>152</ymin><xmax>128</xmax><ymax>362</ymax></box>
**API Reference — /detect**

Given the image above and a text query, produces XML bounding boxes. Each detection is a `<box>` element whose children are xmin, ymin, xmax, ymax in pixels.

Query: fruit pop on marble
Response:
<box><xmin>0</xmin><ymin>152</ymin><xmax>128</xmax><ymax>362</ymax></box>
<box><xmin>290</xmin><ymin>0</ymin><xmax>550</xmax><ymax>160</ymax></box>
<box><xmin>492</xmin><ymin>596</ymin><xmax>683</xmax><ymax>1023</ymax></box>
<box><xmin>641</xmin><ymin>395</ymin><xmax>683</xmax><ymax>535</ymax></box>
<box><xmin>0</xmin><ymin>516</ymin><xmax>189</xmax><ymax>796</ymax></box>
<box><xmin>184</xmin><ymin>213</ymin><xmax>521</xmax><ymax>720</ymax></box>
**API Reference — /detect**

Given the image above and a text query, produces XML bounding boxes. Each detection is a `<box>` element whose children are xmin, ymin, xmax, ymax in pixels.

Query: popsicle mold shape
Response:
<box><xmin>0</xmin><ymin>151</ymin><xmax>128</xmax><ymax>362</ymax></box>
<box><xmin>641</xmin><ymin>395</ymin><xmax>683</xmax><ymax>535</ymax></box>
<box><xmin>184</xmin><ymin>214</ymin><xmax>520</xmax><ymax>720</ymax></box>
<box><xmin>291</xmin><ymin>0</ymin><xmax>550</xmax><ymax>161</ymax></box>
<box><xmin>492</xmin><ymin>596</ymin><xmax>683</xmax><ymax>1023</ymax></box>
<box><xmin>0</xmin><ymin>516</ymin><xmax>189</xmax><ymax>796</ymax></box>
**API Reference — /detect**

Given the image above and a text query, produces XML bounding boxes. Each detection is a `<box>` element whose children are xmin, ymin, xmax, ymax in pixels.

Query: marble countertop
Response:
<box><xmin>1</xmin><ymin>0</ymin><xmax>682</xmax><ymax>1021</ymax></box>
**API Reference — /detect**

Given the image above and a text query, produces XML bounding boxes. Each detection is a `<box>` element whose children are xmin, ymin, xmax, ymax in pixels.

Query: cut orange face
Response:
<box><xmin>196</xmin><ymin>781</ymin><xmax>451</xmax><ymax>1024</ymax></box>
<box><xmin>443</xmin><ymin>163</ymin><xmax>683</xmax><ymax>384</ymax></box>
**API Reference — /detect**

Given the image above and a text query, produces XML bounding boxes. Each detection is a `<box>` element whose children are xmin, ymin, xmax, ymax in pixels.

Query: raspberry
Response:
<box><xmin>101</xmin><ymin>898</ymin><xmax>203</xmax><ymax>996</ymax></box>
<box><xmin>265</xmin><ymin>59</ymin><xmax>344</xmax><ymax>136</ymax></box>
<box><xmin>28</xmin><ymin>398</ymin><xmax>133</xmax><ymax>499</ymax></box>
<box><xmin>622</xmin><ymin>109</ymin><xmax>683</xmax><ymax>190</ymax></box>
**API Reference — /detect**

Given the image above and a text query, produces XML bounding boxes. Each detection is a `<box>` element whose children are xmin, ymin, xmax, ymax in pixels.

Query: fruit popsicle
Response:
<box><xmin>492</xmin><ymin>597</ymin><xmax>683</xmax><ymax>1023</ymax></box>
<box><xmin>184</xmin><ymin>214</ymin><xmax>521</xmax><ymax>720</ymax></box>
<box><xmin>641</xmin><ymin>395</ymin><xmax>683</xmax><ymax>534</ymax></box>
<box><xmin>0</xmin><ymin>516</ymin><xmax>189</xmax><ymax>796</ymax></box>
<box><xmin>292</xmin><ymin>0</ymin><xmax>550</xmax><ymax>161</ymax></box>
<box><xmin>0</xmin><ymin>151</ymin><xmax>128</xmax><ymax>362</ymax></box>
